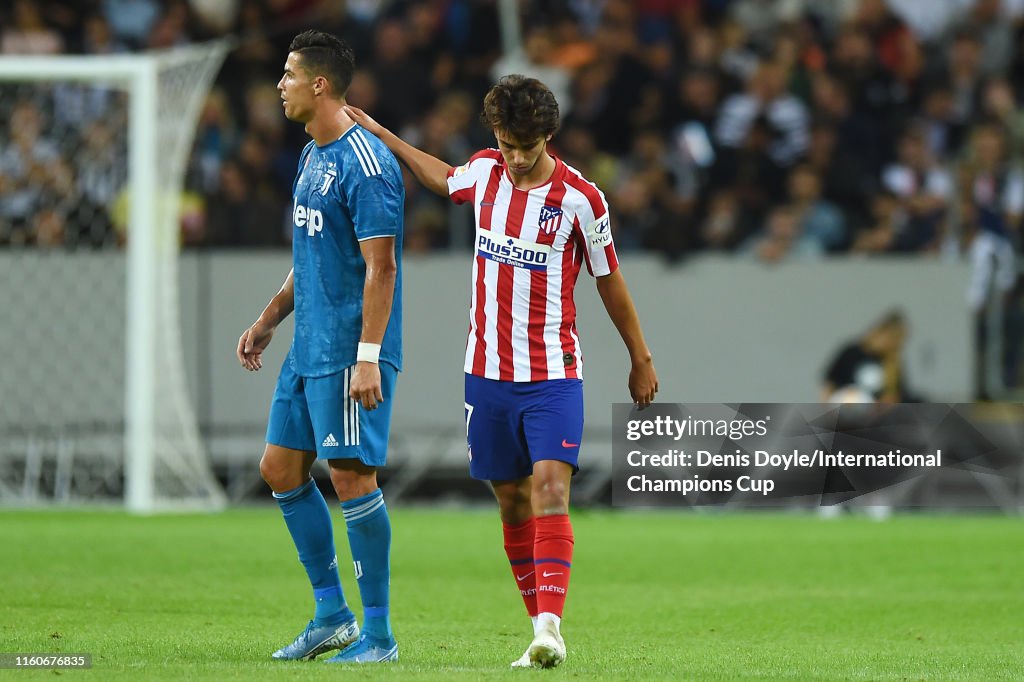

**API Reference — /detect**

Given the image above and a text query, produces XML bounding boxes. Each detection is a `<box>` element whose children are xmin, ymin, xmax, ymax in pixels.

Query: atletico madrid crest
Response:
<box><xmin>538</xmin><ymin>205</ymin><xmax>563</xmax><ymax>234</ymax></box>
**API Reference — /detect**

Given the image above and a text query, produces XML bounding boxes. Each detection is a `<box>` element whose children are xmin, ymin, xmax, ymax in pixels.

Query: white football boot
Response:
<box><xmin>526</xmin><ymin>614</ymin><xmax>566</xmax><ymax>668</ymax></box>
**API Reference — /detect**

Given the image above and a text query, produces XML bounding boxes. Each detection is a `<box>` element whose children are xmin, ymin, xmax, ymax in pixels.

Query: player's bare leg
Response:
<box><xmin>260</xmin><ymin>444</ymin><xmax>316</xmax><ymax>494</ymax></box>
<box><xmin>526</xmin><ymin>460</ymin><xmax>573</xmax><ymax>668</ymax></box>
<box><xmin>327</xmin><ymin>460</ymin><xmax>379</xmax><ymax>501</ymax></box>
<box><xmin>492</xmin><ymin>478</ymin><xmax>539</xmax><ymax>668</ymax></box>
<box><xmin>323</xmin><ymin>460</ymin><xmax>398</xmax><ymax>664</ymax></box>
<box><xmin>261</xmin><ymin>445</ymin><xmax>359</xmax><ymax>660</ymax></box>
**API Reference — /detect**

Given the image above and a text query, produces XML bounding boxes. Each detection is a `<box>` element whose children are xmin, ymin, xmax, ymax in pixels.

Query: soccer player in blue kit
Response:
<box><xmin>236</xmin><ymin>30</ymin><xmax>403</xmax><ymax>665</ymax></box>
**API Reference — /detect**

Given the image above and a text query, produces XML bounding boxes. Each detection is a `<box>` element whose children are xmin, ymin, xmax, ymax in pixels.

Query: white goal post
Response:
<box><xmin>0</xmin><ymin>43</ymin><xmax>230</xmax><ymax>512</ymax></box>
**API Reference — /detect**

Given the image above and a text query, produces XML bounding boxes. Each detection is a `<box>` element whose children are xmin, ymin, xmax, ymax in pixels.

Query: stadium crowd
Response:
<box><xmin>2</xmin><ymin>0</ymin><xmax>1024</xmax><ymax>266</ymax></box>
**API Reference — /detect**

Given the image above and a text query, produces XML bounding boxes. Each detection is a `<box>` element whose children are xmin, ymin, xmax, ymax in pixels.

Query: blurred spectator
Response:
<box><xmin>961</xmin><ymin>122</ymin><xmax>1023</xmax><ymax>314</ymax></box>
<box><xmin>743</xmin><ymin>204</ymin><xmax>824</xmax><ymax>264</ymax></box>
<box><xmin>227</xmin><ymin>0</ymin><xmax>278</xmax><ymax>80</ymax></box>
<box><xmin>190</xmin><ymin>0</ymin><xmax>241</xmax><ymax>34</ymax></box>
<box><xmin>880</xmin><ymin>127</ymin><xmax>953</xmax><ymax>251</ymax></box>
<box><xmin>558</xmin><ymin>124</ymin><xmax>619</xmax><ymax>192</ymax></box>
<box><xmin>612</xmin><ymin>129</ymin><xmax>695</xmax><ymax>257</ymax></box>
<box><xmin>700</xmin><ymin>190</ymin><xmax>743</xmax><ymax>250</ymax></box>
<box><xmin>369</xmin><ymin>19</ymin><xmax>434</xmax><ymax>132</ymax></box>
<box><xmin>2</xmin><ymin>0</ymin><xmax>64</xmax><ymax>55</ymax></box>
<box><xmin>980</xmin><ymin>78</ymin><xmax>1024</xmax><ymax>163</ymax></box>
<box><xmin>1</xmin><ymin>0</ymin><xmax>1024</xmax><ymax>269</ymax></box>
<box><xmin>828</xmin><ymin>24</ymin><xmax>905</xmax><ymax>149</ymax></box>
<box><xmin>548</xmin><ymin>12</ymin><xmax>598</xmax><ymax>71</ymax></box>
<box><xmin>960</xmin><ymin>121</ymin><xmax>1023</xmax><ymax>395</ymax></box>
<box><xmin>943</xmin><ymin>28</ymin><xmax>986</xmax><ymax>131</ymax></box>
<box><xmin>715</xmin><ymin>61</ymin><xmax>809</xmax><ymax>167</ymax></box>
<box><xmin>34</xmin><ymin>208</ymin><xmax>68</xmax><ymax>249</ymax></box>
<box><xmin>805</xmin><ymin>121</ymin><xmax>871</xmax><ymax>226</ymax></box>
<box><xmin>0</xmin><ymin>100</ymin><xmax>60</xmax><ymax>245</ymax></box>
<box><xmin>850</xmin><ymin>190</ymin><xmax>907</xmax><ymax>254</ymax></box>
<box><xmin>850</xmin><ymin>0</ymin><xmax>914</xmax><ymax>79</ymax></box>
<box><xmin>960</xmin><ymin>119</ymin><xmax>1024</xmax><ymax>393</ymax></box>
<box><xmin>81</xmin><ymin>13</ymin><xmax>127</xmax><ymax>54</ymax></box>
<box><xmin>147</xmin><ymin>0</ymin><xmax>192</xmax><ymax>49</ymax></box>
<box><xmin>76</xmin><ymin>121</ymin><xmax>126</xmax><ymax>216</ymax></box>
<box><xmin>46</xmin><ymin>157</ymin><xmax>114</xmax><ymax>248</ymax></box>
<box><xmin>709</xmin><ymin>115</ymin><xmax>785</xmax><ymax>245</ymax></box>
<box><xmin>729</xmin><ymin>0</ymin><xmax>789</xmax><ymax>51</ymax></box>
<box><xmin>957</xmin><ymin>0</ymin><xmax>1014</xmax><ymax>75</ymax></box>
<box><xmin>811</xmin><ymin>71</ymin><xmax>886</xmax><ymax>177</ymax></box>
<box><xmin>204</xmin><ymin>159</ymin><xmax>285</xmax><ymax>246</ymax></box>
<box><xmin>194</xmin><ymin>89</ymin><xmax>240</xmax><ymax>193</ymax></box>
<box><xmin>664</xmin><ymin>67</ymin><xmax>720</xmax><ymax>139</ymax></box>
<box><xmin>404</xmin><ymin>203</ymin><xmax>449</xmax><ymax>253</ymax></box>
<box><xmin>491</xmin><ymin>27</ymin><xmax>572</xmax><ymax>116</ymax></box>
<box><xmin>788</xmin><ymin>163</ymin><xmax>846</xmax><ymax>251</ymax></box>
<box><xmin>918</xmin><ymin>83</ymin><xmax>962</xmax><ymax>158</ymax></box>
<box><xmin>234</xmin><ymin>132</ymin><xmax>285</xmax><ymax>205</ymax></box>
<box><xmin>405</xmin><ymin>1</ymin><xmax>455</xmax><ymax>94</ymax></box>
<box><xmin>562</xmin><ymin>60</ymin><xmax>616</xmax><ymax>152</ymax></box>
<box><xmin>103</xmin><ymin>0</ymin><xmax>162</xmax><ymax>49</ymax></box>
<box><xmin>885</xmin><ymin>0</ymin><xmax>961</xmax><ymax>45</ymax></box>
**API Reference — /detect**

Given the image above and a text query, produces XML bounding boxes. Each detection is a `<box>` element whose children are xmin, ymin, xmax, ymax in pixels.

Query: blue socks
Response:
<box><xmin>274</xmin><ymin>480</ymin><xmax>393</xmax><ymax>641</ymax></box>
<box><xmin>341</xmin><ymin>488</ymin><xmax>393</xmax><ymax>643</ymax></box>
<box><xmin>273</xmin><ymin>479</ymin><xmax>352</xmax><ymax>626</ymax></box>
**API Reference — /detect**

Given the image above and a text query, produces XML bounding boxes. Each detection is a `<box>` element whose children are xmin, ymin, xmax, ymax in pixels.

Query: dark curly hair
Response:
<box><xmin>288</xmin><ymin>30</ymin><xmax>355</xmax><ymax>97</ymax></box>
<box><xmin>481</xmin><ymin>75</ymin><xmax>560</xmax><ymax>142</ymax></box>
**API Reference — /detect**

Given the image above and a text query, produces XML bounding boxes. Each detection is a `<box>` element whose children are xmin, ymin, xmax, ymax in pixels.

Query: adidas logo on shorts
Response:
<box><xmin>322</xmin><ymin>433</ymin><xmax>339</xmax><ymax>447</ymax></box>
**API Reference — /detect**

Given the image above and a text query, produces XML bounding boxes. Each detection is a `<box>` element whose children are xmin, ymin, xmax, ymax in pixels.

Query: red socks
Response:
<box><xmin>502</xmin><ymin>518</ymin><xmax>538</xmax><ymax>617</ymax></box>
<box><xmin>503</xmin><ymin>514</ymin><xmax>575</xmax><ymax>618</ymax></box>
<box><xmin>532</xmin><ymin>514</ymin><xmax>574</xmax><ymax>618</ymax></box>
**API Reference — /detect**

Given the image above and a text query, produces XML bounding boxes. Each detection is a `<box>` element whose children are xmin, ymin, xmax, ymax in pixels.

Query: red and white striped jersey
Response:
<box><xmin>446</xmin><ymin>149</ymin><xmax>619</xmax><ymax>381</ymax></box>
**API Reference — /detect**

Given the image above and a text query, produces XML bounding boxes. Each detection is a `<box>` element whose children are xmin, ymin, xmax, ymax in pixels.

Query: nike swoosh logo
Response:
<box><xmin>561</xmin><ymin>439</ymin><xmax>578</xmax><ymax>448</ymax></box>
<box><xmin>542</xmin><ymin>571</ymin><xmax>563</xmax><ymax>577</ymax></box>
<box><xmin>516</xmin><ymin>571</ymin><xmax>535</xmax><ymax>581</ymax></box>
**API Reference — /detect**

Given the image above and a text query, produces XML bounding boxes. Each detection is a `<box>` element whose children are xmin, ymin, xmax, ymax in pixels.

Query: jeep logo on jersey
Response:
<box><xmin>538</xmin><ymin>205</ymin><xmax>563</xmax><ymax>234</ymax></box>
<box><xmin>293</xmin><ymin>198</ymin><xmax>323</xmax><ymax>237</ymax></box>
<box><xmin>476</xmin><ymin>229</ymin><xmax>550</xmax><ymax>271</ymax></box>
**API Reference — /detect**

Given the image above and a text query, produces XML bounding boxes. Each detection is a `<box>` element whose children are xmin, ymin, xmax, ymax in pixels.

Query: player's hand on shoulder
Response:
<box><xmin>350</xmin><ymin>361</ymin><xmax>384</xmax><ymax>410</ymax></box>
<box><xmin>342</xmin><ymin>105</ymin><xmax>384</xmax><ymax>137</ymax></box>
<box><xmin>237</xmin><ymin>320</ymin><xmax>275</xmax><ymax>372</ymax></box>
<box><xmin>629</xmin><ymin>356</ymin><xmax>659</xmax><ymax>410</ymax></box>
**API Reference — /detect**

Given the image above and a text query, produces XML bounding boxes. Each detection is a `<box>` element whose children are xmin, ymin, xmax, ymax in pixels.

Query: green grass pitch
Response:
<box><xmin>1</xmin><ymin>507</ymin><xmax>1021</xmax><ymax>680</ymax></box>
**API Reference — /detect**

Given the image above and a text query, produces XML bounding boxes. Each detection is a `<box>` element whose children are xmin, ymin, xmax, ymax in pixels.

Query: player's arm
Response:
<box><xmin>349</xmin><ymin>237</ymin><xmax>397</xmax><ymax>410</ymax></box>
<box><xmin>343</xmin><ymin>104</ymin><xmax>451</xmax><ymax>197</ymax></box>
<box><xmin>595</xmin><ymin>269</ymin><xmax>659</xmax><ymax>408</ymax></box>
<box><xmin>236</xmin><ymin>269</ymin><xmax>294</xmax><ymax>372</ymax></box>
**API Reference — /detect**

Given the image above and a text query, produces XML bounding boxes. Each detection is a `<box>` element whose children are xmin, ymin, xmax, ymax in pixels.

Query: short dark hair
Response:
<box><xmin>481</xmin><ymin>75</ymin><xmax>560</xmax><ymax>142</ymax></box>
<box><xmin>288</xmin><ymin>30</ymin><xmax>355</xmax><ymax>97</ymax></box>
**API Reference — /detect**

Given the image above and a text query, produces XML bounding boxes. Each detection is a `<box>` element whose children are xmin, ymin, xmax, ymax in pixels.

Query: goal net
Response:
<box><xmin>0</xmin><ymin>42</ymin><xmax>230</xmax><ymax>512</ymax></box>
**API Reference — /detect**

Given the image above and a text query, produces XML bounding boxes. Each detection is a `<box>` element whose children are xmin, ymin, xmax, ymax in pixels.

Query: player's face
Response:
<box><xmin>494</xmin><ymin>130</ymin><xmax>551</xmax><ymax>181</ymax></box>
<box><xmin>277</xmin><ymin>52</ymin><xmax>316</xmax><ymax>123</ymax></box>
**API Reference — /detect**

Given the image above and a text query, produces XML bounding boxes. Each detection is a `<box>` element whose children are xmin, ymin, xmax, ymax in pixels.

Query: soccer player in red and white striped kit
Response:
<box><xmin>345</xmin><ymin>75</ymin><xmax>658</xmax><ymax>668</ymax></box>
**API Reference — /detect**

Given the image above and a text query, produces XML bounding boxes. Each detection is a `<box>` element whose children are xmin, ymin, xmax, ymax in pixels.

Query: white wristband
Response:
<box><xmin>357</xmin><ymin>342</ymin><xmax>381</xmax><ymax>364</ymax></box>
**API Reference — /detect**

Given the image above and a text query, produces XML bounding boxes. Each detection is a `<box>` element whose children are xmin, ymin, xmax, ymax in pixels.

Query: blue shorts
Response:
<box><xmin>464</xmin><ymin>373</ymin><xmax>584</xmax><ymax>481</ymax></box>
<box><xmin>266</xmin><ymin>360</ymin><xmax>398</xmax><ymax>466</ymax></box>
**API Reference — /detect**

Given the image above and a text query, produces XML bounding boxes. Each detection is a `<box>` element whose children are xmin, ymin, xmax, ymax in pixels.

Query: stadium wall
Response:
<box><xmin>179</xmin><ymin>253</ymin><xmax>970</xmax><ymax>431</ymax></box>
<box><xmin>0</xmin><ymin>252</ymin><xmax>971</xmax><ymax>449</ymax></box>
